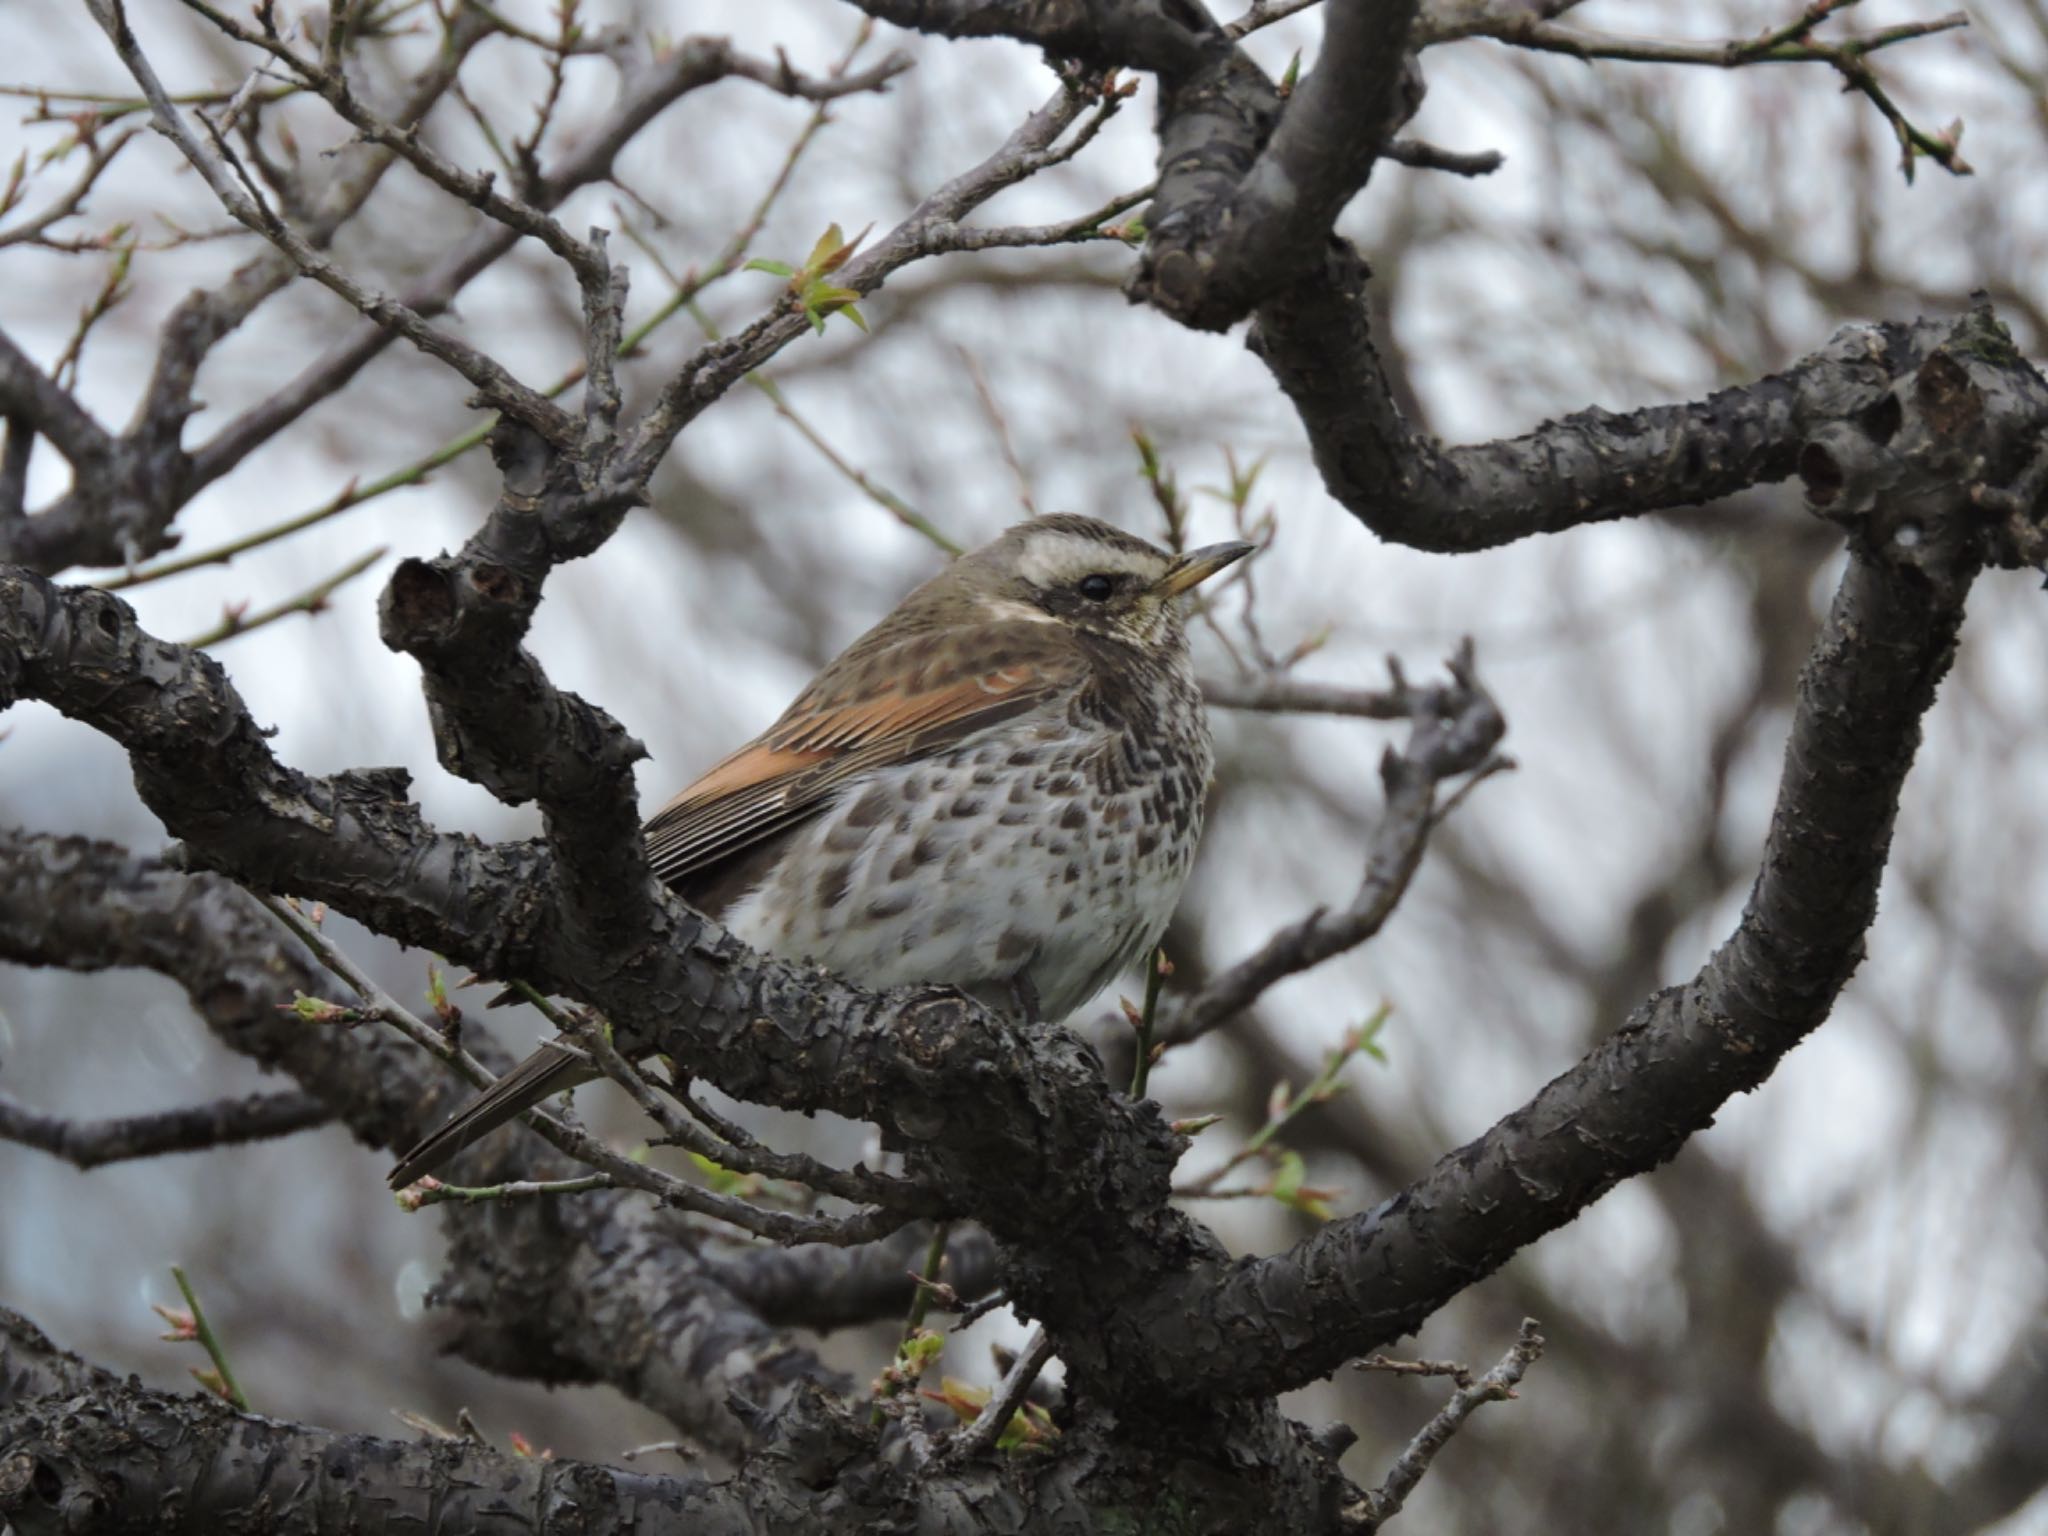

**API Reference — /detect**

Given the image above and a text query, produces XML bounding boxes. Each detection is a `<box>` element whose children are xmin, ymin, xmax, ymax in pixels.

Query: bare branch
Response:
<box><xmin>1133</xmin><ymin>0</ymin><xmax>1423</xmax><ymax>329</ymax></box>
<box><xmin>1351</xmin><ymin>1319</ymin><xmax>1547</xmax><ymax>1531</ymax></box>
<box><xmin>1200</xmin><ymin>673</ymin><xmax>1413</xmax><ymax>720</ymax></box>
<box><xmin>0</xmin><ymin>326</ymin><xmax>111</xmax><ymax>474</ymax></box>
<box><xmin>706</xmin><ymin>1223</ymin><xmax>1002</xmax><ymax>1333</ymax></box>
<box><xmin>1249</xmin><ymin>289</ymin><xmax>2027</xmax><ymax>554</ymax></box>
<box><xmin>0</xmin><ymin>833</ymin><xmax>854</xmax><ymax>1451</ymax></box>
<box><xmin>0</xmin><ymin>1088</ymin><xmax>329</xmax><ymax>1169</ymax></box>
<box><xmin>1447</xmin><ymin>1</ymin><xmax>1972</xmax><ymax>180</ymax></box>
<box><xmin>181</xmin><ymin>544</ymin><xmax>385</xmax><ymax>648</ymax></box>
<box><xmin>165</xmin><ymin>34</ymin><xmax>904</xmax><ymax>533</ymax></box>
<box><xmin>616</xmin><ymin>77</ymin><xmax>1113</xmax><ymax>482</ymax></box>
<box><xmin>87</xmin><ymin>0</ymin><xmax>579</xmax><ymax>447</ymax></box>
<box><xmin>0</xmin><ymin>126</ymin><xmax>141</xmax><ymax>250</ymax></box>
<box><xmin>1163</xmin><ymin>645</ymin><xmax>1506</xmax><ymax>1047</ymax></box>
<box><xmin>1115</xmin><ymin>329</ymin><xmax>2034</xmax><ymax>1394</ymax></box>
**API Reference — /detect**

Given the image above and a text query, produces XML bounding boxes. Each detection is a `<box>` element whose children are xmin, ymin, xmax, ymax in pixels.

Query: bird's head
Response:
<box><xmin>952</xmin><ymin>513</ymin><xmax>1252</xmax><ymax>651</ymax></box>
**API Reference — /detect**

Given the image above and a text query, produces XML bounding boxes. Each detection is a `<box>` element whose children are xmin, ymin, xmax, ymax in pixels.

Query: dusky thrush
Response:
<box><xmin>388</xmin><ymin>514</ymin><xmax>1250</xmax><ymax>1187</ymax></box>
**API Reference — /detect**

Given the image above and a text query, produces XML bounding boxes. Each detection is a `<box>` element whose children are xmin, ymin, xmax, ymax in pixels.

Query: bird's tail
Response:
<box><xmin>387</xmin><ymin>1042</ymin><xmax>594</xmax><ymax>1189</ymax></box>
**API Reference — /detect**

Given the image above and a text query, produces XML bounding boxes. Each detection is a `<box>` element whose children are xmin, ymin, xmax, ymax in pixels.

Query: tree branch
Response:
<box><xmin>1250</xmin><ymin>272</ymin><xmax>2037</xmax><ymax>554</ymax></box>
<box><xmin>0</xmin><ymin>1088</ymin><xmax>330</xmax><ymax>1169</ymax></box>
<box><xmin>1352</xmin><ymin>1318</ymin><xmax>1546</xmax><ymax>1531</ymax></box>
<box><xmin>0</xmin><ymin>832</ymin><xmax>853</xmax><ymax>1452</ymax></box>
<box><xmin>2</xmin><ymin>8</ymin><xmax>496</xmax><ymax>575</ymax></box>
<box><xmin>1112</xmin><ymin>318</ymin><xmax>2047</xmax><ymax>1399</ymax></box>
<box><xmin>87</xmin><ymin>0</ymin><xmax>581</xmax><ymax>449</ymax></box>
<box><xmin>3</xmin><ymin>300</ymin><xmax>2040</xmax><ymax>1500</ymax></box>
<box><xmin>707</xmin><ymin>1222</ymin><xmax>1002</xmax><ymax>1333</ymax></box>
<box><xmin>0</xmin><ymin>1302</ymin><xmax>1339</xmax><ymax>1530</ymax></box>
<box><xmin>1134</xmin><ymin>0</ymin><xmax>1423</xmax><ymax>329</ymax></box>
<box><xmin>1164</xmin><ymin>644</ymin><xmax>1506</xmax><ymax>1047</ymax></box>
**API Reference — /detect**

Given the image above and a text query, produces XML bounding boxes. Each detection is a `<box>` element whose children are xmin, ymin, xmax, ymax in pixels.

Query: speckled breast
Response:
<box><xmin>720</xmin><ymin>661</ymin><xmax>1212</xmax><ymax>1022</ymax></box>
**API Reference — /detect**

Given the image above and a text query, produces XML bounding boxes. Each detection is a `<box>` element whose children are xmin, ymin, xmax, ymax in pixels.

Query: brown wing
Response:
<box><xmin>642</xmin><ymin>623</ymin><xmax>1082</xmax><ymax>891</ymax></box>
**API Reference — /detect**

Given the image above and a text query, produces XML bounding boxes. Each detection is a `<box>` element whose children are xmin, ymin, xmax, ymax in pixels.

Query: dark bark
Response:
<box><xmin>839</xmin><ymin>0</ymin><xmax>1426</xmax><ymax>331</ymax></box>
<box><xmin>0</xmin><ymin>832</ymin><xmax>848</xmax><ymax>1454</ymax></box>
<box><xmin>708</xmin><ymin>1223</ymin><xmax>1003</xmax><ymax>1333</ymax></box>
<box><xmin>1125</xmin><ymin>533</ymin><xmax>1977</xmax><ymax>1398</ymax></box>
<box><xmin>1134</xmin><ymin>0</ymin><xmax>1422</xmax><ymax>330</ymax></box>
<box><xmin>1250</xmin><ymin>257</ymin><xmax>2048</xmax><ymax>556</ymax></box>
<box><xmin>0</xmin><ymin>1304</ymin><xmax>1340</xmax><ymax>1534</ymax></box>
<box><xmin>0</xmin><ymin>317</ymin><xmax>2038</xmax><ymax>1536</ymax></box>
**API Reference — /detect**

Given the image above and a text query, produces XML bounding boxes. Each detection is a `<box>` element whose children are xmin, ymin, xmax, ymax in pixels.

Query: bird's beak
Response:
<box><xmin>1157</xmin><ymin>541</ymin><xmax>1255</xmax><ymax>598</ymax></box>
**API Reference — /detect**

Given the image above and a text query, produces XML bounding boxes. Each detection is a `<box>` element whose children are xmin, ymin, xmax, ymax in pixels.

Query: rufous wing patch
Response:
<box><xmin>641</xmin><ymin>645</ymin><xmax>1077</xmax><ymax>887</ymax></box>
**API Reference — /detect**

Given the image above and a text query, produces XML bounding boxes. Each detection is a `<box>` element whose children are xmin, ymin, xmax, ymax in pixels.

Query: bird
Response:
<box><xmin>387</xmin><ymin>513</ymin><xmax>1251</xmax><ymax>1188</ymax></box>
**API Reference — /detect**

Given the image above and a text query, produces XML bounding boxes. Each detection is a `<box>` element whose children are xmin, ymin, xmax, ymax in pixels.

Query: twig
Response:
<box><xmin>1473</xmin><ymin>2</ymin><xmax>1972</xmax><ymax>180</ymax></box>
<box><xmin>1127</xmin><ymin>949</ymin><xmax>1169</xmax><ymax>1099</ymax></box>
<box><xmin>516</xmin><ymin>985</ymin><xmax>943</xmax><ymax>1212</ymax></box>
<box><xmin>945</xmin><ymin>1328</ymin><xmax>1056</xmax><ymax>1462</ymax></box>
<box><xmin>921</xmin><ymin>182</ymin><xmax>1153</xmax><ymax>254</ymax></box>
<box><xmin>166</xmin><ymin>1265</ymin><xmax>250</xmax><ymax>1410</ymax></box>
<box><xmin>263</xmin><ymin>899</ymin><xmax>901</xmax><ymax>1245</ymax></box>
<box><xmin>903</xmin><ymin>1223</ymin><xmax>952</xmax><ymax>1340</ymax></box>
<box><xmin>1226</xmin><ymin>0</ymin><xmax>1327</xmax><ymax>39</ymax></box>
<box><xmin>101</xmin><ymin>23</ymin><xmax>881</xmax><ymax>594</ymax></box>
<box><xmin>617</xmin><ymin>75</ymin><xmax>1129</xmax><ymax>485</ymax></box>
<box><xmin>739</xmin><ymin>355</ymin><xmax>961</xmax><ymax>554</ymax></box>
<box><xmin>181</xmin><ymin>545</ymin><xmax>386</xmax><ymax>647</ymax></box>
<box><xmin>0</xmin><ymin>126</ymin><xmax>142</xmax><ymax>250</ymax></box>
<box><xmin>959</xmin><ymin>347</ymin><xmax>1037</xmax><ymax>514</ymax></box>
<box><xmin>398</xmin><ymin>1171</ymin><xmax>614</xmax><ymax>1207</ymax></box>
<box><xmin>1164</xmin><ymin>646</ymin><xmax>1505</xmax><ymax>1047</ymax></box>
<box><xmin>1200</xmin><ymin>674</ymin><xmax>1411</xmax><ymax>720</ymax></box>
<box><xmin>1174</xmin><ymin>1007</ymin><xmax>1389</xmax><ymax>1199</ymax></box>
<box><xmin>952</xmin><ymin>1288</ymin><xmax>1009</xmax><ymax>1333</ymax></box>
<box><xmin>683</xmin><ymin>299</ymin><xmax>957</xmax><ymax>551</ymax></box>
<box><xmin>1380</xmin><ymin>138</ymin><xmax>1503</xmax><ymax>177</ymax></box>
<box><xmin>1350</xmin><ymin>1320</ymin><xmax>1546</xmax><ymax>1532</ymax></box>
<box><xmin>87</xmin><ymin>0</ymin><xmax>580</xmax><ymax>446</ymax></box>
<box><xmin>1354</xmin><ymin>1353</ymin><xmax>1477</xmax><ymax>1387</ymax></box>
<box><xmin>105</xmin><ymin>241</ymin><xmax>742</xmax><ymax>591</ymax></box>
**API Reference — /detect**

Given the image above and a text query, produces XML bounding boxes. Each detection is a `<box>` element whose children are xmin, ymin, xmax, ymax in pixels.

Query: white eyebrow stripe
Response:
<box><xmin>1015</xmin><ymin>532</ymin><xmax>1163</xmax><ymax>588</ymax></box>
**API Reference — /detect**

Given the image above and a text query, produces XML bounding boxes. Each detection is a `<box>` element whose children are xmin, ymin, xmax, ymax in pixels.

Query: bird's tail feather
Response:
<box><xmin>387</xmin><ymin>1042</ymin><xmax>594</xmax><ymax>1189</ymax></box>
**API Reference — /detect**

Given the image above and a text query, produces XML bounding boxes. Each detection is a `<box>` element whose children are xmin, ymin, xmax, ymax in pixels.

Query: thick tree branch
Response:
<box><xmin>1114</xmin><ymin>319</ymin><xmax>2048</xmax><ymax>1400</ymax></box>
<box><xmin>0</xmin><ymin>832</ymin><xmax>852</xmax><ymax>1452</ymax></box>
<box><xmin>0</xmin><ymin>1305</ymin><xmax>752</xmax><ymax>1532</ymax></box>
<box><xmin>0</xmin><ymin>1303</ymin><xmax>1337</xmax><ymax>1532</ymax></box>
<box><xmin>3</xmin><ymin>306</ymin><xmax>2040</xmax><ymax>1506</ymax></box>
<box><xmin>840</xmin><ymin>0</ymin><xmax>1420</xmax><ymax>329</ymax></box>
<box><xmin>376</xmin><ymin>422</ymin><xmax>653</xmax><ymax>936</ymax></box>
<box><xmin>1251</xmin><ymin>270</ymin><xmax>2043</xmax><ymax>554</ymax></box>
<box><xmin>707</xmin><ymin>1222</ymin><xmax>1002</xmax><ymax>1333</ymax></box>
<box><xmin>1135</xmin><ymin>0</ymin><xmax>1422</xmax><ymax>329</ymax></box>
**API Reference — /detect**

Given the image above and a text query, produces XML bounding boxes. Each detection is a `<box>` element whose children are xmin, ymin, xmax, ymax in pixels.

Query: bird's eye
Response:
<box><xmin>1077</xmin><ymin>574</ymin><xmax>1115</xmax><ymax>601</ymax></box>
